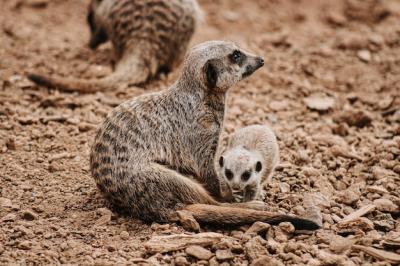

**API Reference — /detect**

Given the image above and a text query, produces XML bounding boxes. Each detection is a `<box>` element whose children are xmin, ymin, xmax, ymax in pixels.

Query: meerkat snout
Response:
<box><xmin>242</xmin><ymin>56</ymin><xmax>264</xmax><ymax>78</ymax></box>
<box><xmin>184</xmin><ymin>41</ymin><xmax>264</xmax><ymax>92</ymax></box>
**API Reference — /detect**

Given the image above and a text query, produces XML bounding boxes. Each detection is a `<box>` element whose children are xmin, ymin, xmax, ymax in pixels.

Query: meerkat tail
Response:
<box><xmin>27</xmin><ymin>53</ymin><xmax>151</xmax><ymax>93</ymax></box>
<box><xmin>27</xmin><ymin>66</ymin><xmax>149</xmax><ymax>93</ymax></box>
<box><xmin>184</xmin><ymin>204</ymin><xmax>320</xmax><ymax>230</ymax></box>
<box><xmin>27</xmin><ymin>73</ymin><xmax>105</xmax><ymax>93</ymax></box>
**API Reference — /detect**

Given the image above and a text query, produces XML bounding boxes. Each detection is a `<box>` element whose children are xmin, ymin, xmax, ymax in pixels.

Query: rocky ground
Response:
<box><xmin>0</xmin><ymin>0</ymin><xmax>399</xmax><ymax>265</ymax></box>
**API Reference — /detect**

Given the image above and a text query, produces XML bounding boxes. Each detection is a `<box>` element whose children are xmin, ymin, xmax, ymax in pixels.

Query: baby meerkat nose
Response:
<box><xmin>232</xmin><ymin>183</ymin><xmax>240</xmax><ymax>190</ymax></box>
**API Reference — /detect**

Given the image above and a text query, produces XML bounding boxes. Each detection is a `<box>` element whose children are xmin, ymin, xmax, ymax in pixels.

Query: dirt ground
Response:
<box><xmin>1</xmin><ymin>0</ymin><xmax>399</xmax><ymax>265</ymax></box>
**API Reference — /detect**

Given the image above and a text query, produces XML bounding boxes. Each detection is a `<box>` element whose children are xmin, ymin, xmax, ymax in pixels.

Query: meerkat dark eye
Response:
<box><xmin>219</xmin><ymin>156</ymin><xmax>224</xmax><ymax>167</ymax></box>
<box><xmin>230</xmin><ymin>50</ymin><xmax>243</xmax><ymax>64</ymax></box>
<box><xmin>241</xmin><ymin>171</ymin><xmax>251</xmax><ymax>181</ymax></box>
<box><xmin>225</xmin><ymin>169</ymin><xmax>233</xmax><ymax>180</ymax></box>
<box><xmin>255</xmin><ymin>161</ymin><xmax>262</xmax><ymax>172</ymax></box>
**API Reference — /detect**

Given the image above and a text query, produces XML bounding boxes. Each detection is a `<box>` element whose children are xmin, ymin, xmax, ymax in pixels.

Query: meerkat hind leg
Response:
<box><xmin>175</xmin><ymin>210</ymin><xmax>200</xmax><ymax>232</ymax></box>
<box><xmin>110</xmin><ymin>163</ymin><xmax>217</xmax><ymax>223</ymax></box>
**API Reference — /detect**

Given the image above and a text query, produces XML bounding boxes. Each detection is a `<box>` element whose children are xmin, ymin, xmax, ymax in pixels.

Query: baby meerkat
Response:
<box><xmin>217</xmin><ymin>124</ymin><xmax>279</xmax><ymax>202</ymax></box>
<box><xmin>28</xmin><ymin>0</ymin><xmax>200</xmax><ymax>93</ymax></box>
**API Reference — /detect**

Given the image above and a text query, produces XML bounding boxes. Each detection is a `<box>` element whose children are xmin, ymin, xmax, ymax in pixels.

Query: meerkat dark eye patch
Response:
<box><xmin>219</xmin><ymin>156</ymin><xmax>224</xmax><ymax>167</ymax></box>
<box><xmin>229</xmin><ymin>50</ymin><xmax>245</xmax><ymax>65</ymax></box>
<box><xmin>225</xmin><ymin>169</ymin><xmax>233</xmax><ymax>180</ymax></box>
<box><xmin>204</xmin><ymin>60</ymin><xmax>218</xmax><ymax>89</ymax></box>
<box><xmin>255</xmin><ymin>161</ymin><xmax>262</xmax><ymax>172</ymax></box>
<box><xmin>241</xmin><ymin>171</ymin><xmax>251</xmax><ymax>181</ymax></box>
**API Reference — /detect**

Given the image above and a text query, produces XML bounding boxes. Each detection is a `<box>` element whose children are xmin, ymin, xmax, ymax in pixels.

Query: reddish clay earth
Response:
<box><xmin>0</xmin><ymin>0</ymin><xmax>399</xmax><ymax>265</ymax></box>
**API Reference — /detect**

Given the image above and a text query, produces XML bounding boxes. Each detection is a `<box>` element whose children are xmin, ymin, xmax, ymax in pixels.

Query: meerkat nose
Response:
<box><xmin>257</xmin><ymin>57</ymin><xmax>264</xmax><ymax>67</ymax></box>
<box><xmin>232</xmin><ymin>184</ymin><xmax>240</xmax><ymax>190</ymax></box>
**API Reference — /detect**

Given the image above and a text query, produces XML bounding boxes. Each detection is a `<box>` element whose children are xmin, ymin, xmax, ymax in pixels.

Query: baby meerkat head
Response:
<box><xmin>87</xmin><ymin>0</ymin><xmax>109</xmax><ymax>49</ymax></box>
<box><xmin>180</xmin><ymin>41</ymin><xmax>264</xmax><ymax>92</ymax></box>
<box><xmin>218</xmin><ymin>147</ymin><xmax>264</xmax><ymax>191</ymax></box>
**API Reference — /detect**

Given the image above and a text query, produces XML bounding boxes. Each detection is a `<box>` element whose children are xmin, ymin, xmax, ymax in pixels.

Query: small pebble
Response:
<box><xmin>357</xmin><ymin>50</ymin><xmax>371</xmax><ymax>62</ymax></box>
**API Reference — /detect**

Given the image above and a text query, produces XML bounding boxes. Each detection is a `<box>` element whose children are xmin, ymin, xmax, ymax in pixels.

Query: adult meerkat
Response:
<box><xmin>90</xmin><ymin>41</ymin><xmax>319</xmax><ymax>230</ymax></box>
<box><xmin>217</xmin><ymin>125</ymin><xmax>279</xmax><ymax>202</ymax></box>
<box><xmin>28</xmin><ymin>0</ymin><xmax>200</xmax><ymax>93</ymax></box>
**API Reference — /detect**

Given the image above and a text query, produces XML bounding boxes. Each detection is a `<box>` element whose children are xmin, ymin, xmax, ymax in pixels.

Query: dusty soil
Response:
<box><xmin>1</xmin><ymin>0</ymin><xmax>399</xmax><ymax>265</ymax></box>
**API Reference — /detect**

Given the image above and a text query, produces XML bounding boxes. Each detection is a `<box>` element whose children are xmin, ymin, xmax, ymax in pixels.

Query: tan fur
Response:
<box><xmin>217</xmin><ymin>124</ymin><xmax>280</xmax><ymax>202</ymax></box>
<box><xmin>90</xmin><ymin>41</ymin><xmax>319</xmax><ymax>230</ymax></box>
<box><xmin>28</xmin><ymin>0</ymin><xmax>200</xmax><ymax>93</ymax></box>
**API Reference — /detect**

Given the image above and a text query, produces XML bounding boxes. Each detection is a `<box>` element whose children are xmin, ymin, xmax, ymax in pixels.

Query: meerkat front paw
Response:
<box><xmin>219</xmin><ymin>182</ymin><xmax>235</xmax><ymax>202</ymax></box>
<box><xmin>257</xmin><ymin>189</ymin><xmax>266</xmax><ymax>201</ymax></box>
<box><xmin>243</xmin><ymin>185</ymin><xmax>258</xmax><ymax>202</ymax></box>
<box><xmin>233</xmin><ymin>192</ymin><xmax>243</xmax><ymax>203</ymax></box>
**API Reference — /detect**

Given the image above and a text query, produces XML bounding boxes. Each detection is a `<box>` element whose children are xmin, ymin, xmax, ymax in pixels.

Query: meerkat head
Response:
<box><xmin>218</xmin><ymin>147</ymin><xmax>264</xmax><ymax>191</ymax></box>
<box><xmin>87</xmin><ymin>0</ymin><xmax>109</xmax><ymax>49</ymax></box>
<box><xmin>180</xmin><ymin>41</ymin><xmax>264</xmax><ymax>92</ymax></box>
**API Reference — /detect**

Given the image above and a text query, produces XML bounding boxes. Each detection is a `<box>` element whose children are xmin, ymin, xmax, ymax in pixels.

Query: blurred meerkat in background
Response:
<box><xmin>28</xmin><ymin>0</ymin><xmax>201</xmax><ymax>93</ymax></box>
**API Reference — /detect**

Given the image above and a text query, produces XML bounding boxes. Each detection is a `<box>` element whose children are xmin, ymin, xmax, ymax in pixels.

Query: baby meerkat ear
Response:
<box><xmin>204</xmin><ymin>59</ymin><xmax>218</xmax><ymax>89</ymax></box>
<box><xmin>219</xmin><ymin>156</ymin><xmax>224</xmax><ymax>167</ymax></box>
<box><xmin>255</xmin><ymin>161</ymin><xmax>262</xmax><ymax>172</ymax></box>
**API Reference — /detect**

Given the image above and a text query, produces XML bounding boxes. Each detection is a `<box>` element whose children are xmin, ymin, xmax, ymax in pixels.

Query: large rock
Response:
<box><xmin>215</xmin><ymin>249</ymin><xmax>234</xmax><ymax>261</ymax></box>
<box><xmin>245</xmin><ymin>236</ymin><xmax>269</xmax><ymax>261</ymax></box>
<box><xmin>374</xmin><ymin>199</ymin><xmax>398</xmax><ymax>212</ymax></box>
<box><xmin>245</xmin><ymin>222</ymin><xmax>271</xmax><ymax>236</ymax></box>
<box><xmin>185</xmin><ymin>245</ymin><xmax>213</xmax><ymax>260</ymax></box>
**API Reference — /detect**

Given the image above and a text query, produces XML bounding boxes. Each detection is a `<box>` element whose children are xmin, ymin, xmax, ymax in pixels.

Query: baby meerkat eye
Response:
<box><xmin>241</xmin><ymin>171</ymin><xmax>251</xmax><ymax>181</ymax></box>
<box><xmin>219</xmin><ymin>156</ymin><xmax>224</xmax><ymax>167</ymax></box>
<box><xmin>225</xmin><ymin>169</ymin><xmax>233</xmax><ymax>180</ymax></box>
<box><xmin>229</xmin><ymin>50</ymin><xmax>243</xmax><ymax>64</ymax></box>
<box><xmin>255</xmin><ymin>161</ymin><xmax>262</xmax><ymax>172</ymax></box>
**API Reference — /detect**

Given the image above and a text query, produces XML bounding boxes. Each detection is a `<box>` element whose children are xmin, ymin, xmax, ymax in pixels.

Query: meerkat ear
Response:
<box><xmin>255</xmin><ymin>161</ymin><xmax>262</xmax><ymax>172</ymax></box>
<box><xmin>204</xmin><ymin>60</ymin><xmax>218</xmax><ymax>89</ymax></box>
<box><xmin>219</xmin><ymin>156</ymin><xmax>224</xmax><ymax>167</ymax></box>
<box><xmin>87</xmin><ymin>6</ymin><xmax>95</xmax><ymax>31</ymax></box>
